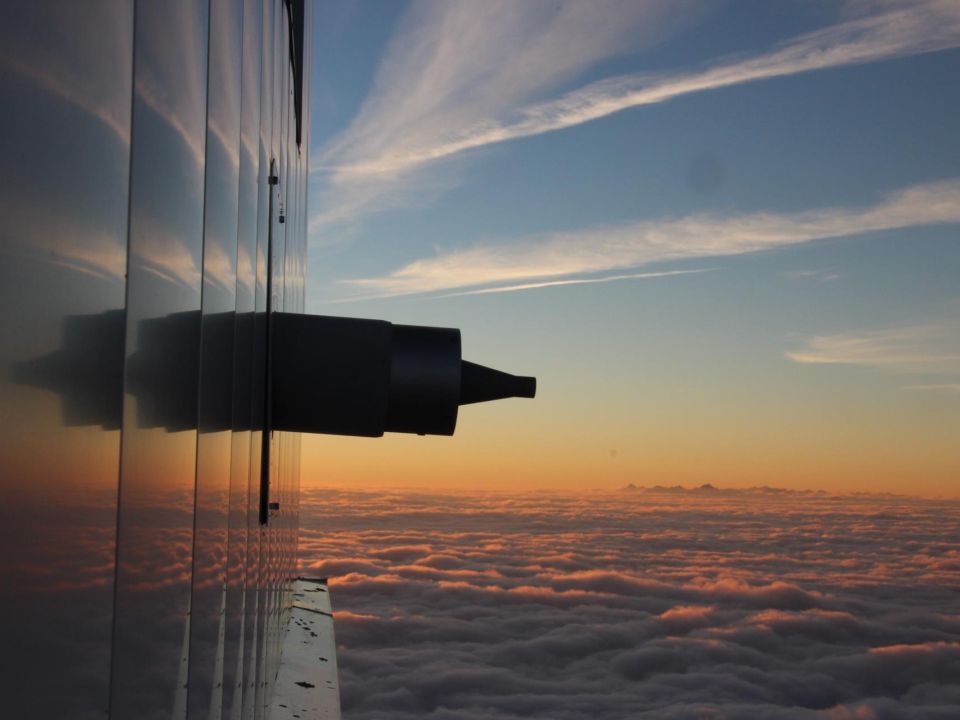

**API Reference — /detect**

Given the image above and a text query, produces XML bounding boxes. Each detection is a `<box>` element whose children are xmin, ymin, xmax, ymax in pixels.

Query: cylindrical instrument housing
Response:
<box><xmin>271</xmin><ymin>313</ymin><xmax>534</xmax><ymax>438</ymax></box>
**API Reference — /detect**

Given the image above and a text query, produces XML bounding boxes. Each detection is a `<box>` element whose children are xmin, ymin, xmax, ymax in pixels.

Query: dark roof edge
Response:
<box><xmin>284</xmin><ymin>0</ymin><xmax>305</xmax><ymax>147</ymax></box>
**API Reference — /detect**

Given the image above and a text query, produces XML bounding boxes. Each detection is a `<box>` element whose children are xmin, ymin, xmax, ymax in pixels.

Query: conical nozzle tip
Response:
<box><xmin>459</xmin><ymin>360</ymin><xmax>537</xmax><ymax>406</ymax></box>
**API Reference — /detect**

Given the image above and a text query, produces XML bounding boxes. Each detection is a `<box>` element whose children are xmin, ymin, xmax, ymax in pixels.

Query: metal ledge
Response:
<box><xmin>271</xmin><ymin>578</ymin><xmax>341</xmax><ymax>719</ymax></box>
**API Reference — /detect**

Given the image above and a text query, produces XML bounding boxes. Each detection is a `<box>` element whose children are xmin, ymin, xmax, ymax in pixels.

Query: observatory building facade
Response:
<box><xmin>0</xmin><ymin>1</ymin><xmax>312</xmax><ymax>718</ymax></box>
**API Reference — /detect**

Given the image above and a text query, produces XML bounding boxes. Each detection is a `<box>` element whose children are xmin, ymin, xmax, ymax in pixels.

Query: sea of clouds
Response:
<box><xmin>297</xmin><ymin>486</ymin><xmax>960</xmax><ymax>719</ymax></box>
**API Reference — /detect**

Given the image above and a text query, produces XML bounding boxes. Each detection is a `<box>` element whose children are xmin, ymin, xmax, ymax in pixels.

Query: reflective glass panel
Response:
<box><xmin>0</xmin><ymin>2</ymin><xmax>133</xmax><ymax>717</ymax></box>
<box><xmin>110</xmin><ymin>2</ymin><xmax>210</xmax><ymax>718</ymax></box>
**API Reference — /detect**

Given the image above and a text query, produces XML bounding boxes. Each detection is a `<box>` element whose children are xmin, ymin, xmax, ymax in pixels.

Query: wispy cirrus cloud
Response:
<box><xmin>330</xmin><ymin>268</ymin><xmax>713</xmax><ymax>303</ymax></box>
<box><xmin>311</xmin><ymin>0</ymin><xmax>701</xmax><ymax>235</ymax></box>
<box><xmin>439</xmin><ymin>269</ymin><xmax>714</xmax><ymax>298</ymax></box>
<box><xmin>903</xmin><ymin>383</ymin><xmax>960</xmax><ymax>393</ymax></box>
<box><xmin>311</xmin><ymin>0</ymin><xmax>960</xmax><ymax>236</ymax></box>
<box><xmin>787</xmin><ymin>320</ymin><xmax>960</xmax><ymax>373</ymax></box>
<box><xmin>782</xmin><ymin>269</ymin><xmax>843</xmax><ymax>283</ymax></box>
<box><xmin>337</xmin><ymin>179</ymin><xmax>960</xmax><ymax>299</ymax></box>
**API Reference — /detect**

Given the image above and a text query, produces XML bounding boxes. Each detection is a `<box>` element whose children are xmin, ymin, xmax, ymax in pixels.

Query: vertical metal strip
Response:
<box><xmin>259</xmin><ymin>159</ymin><xmax>277</xmax><ymax>525</ymax></box>
<box><xmin>107</xmin><ymin>2</ymin><xmax>139</xmax><ymax>715</ymax></box>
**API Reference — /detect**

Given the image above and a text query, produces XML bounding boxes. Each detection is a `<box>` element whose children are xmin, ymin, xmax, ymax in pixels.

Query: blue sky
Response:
<box><xmin>302</xmin><ymin>0</ymin><xmax>960</xmax><ymax>494</ymax></box>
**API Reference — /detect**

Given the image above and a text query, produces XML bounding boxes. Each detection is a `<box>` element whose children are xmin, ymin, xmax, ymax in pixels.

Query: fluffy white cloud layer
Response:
<box><xmin>298</xmin><ymin>487</ymin><xmax>960</xmax><ymax>719</ymax></box>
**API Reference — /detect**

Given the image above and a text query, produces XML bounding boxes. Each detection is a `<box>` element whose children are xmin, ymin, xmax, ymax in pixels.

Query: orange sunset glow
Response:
<box><xmin>300</xmin><ymin>406</ymin><xmax>960</xmax><ymax>496</ymax></box>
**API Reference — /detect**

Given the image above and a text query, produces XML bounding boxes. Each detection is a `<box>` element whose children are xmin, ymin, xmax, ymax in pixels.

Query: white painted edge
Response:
<box><xmin>270</xmin><ymin>578</ymin><xmax>341</xmax><ymax>720</ymax></box>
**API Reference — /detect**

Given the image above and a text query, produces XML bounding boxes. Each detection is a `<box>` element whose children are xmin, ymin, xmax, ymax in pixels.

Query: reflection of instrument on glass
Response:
<box><xmin>11</xmin><ymin>310</ymin><xmax>127</xmax><ymax>429</ymax></box>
